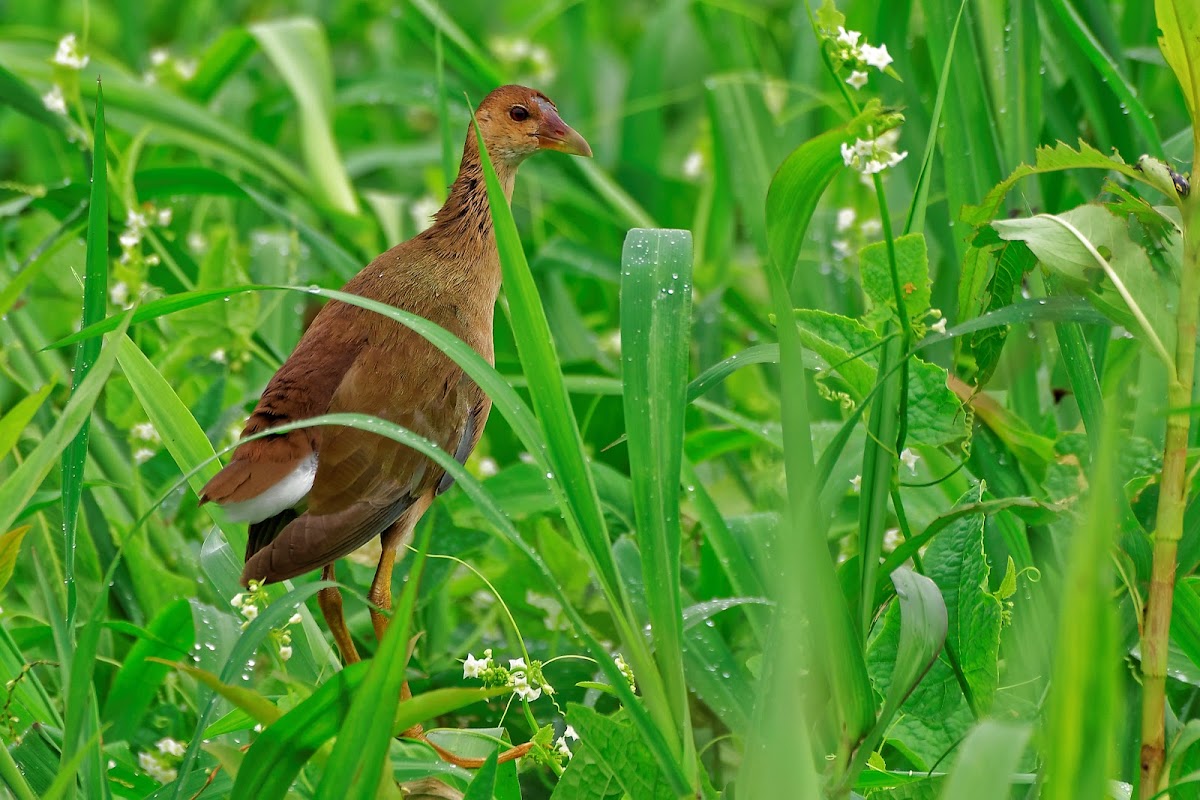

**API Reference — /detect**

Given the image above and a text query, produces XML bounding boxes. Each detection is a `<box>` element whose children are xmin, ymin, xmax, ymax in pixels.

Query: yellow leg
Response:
<box><xmin>318</xmin><ymin>563</ymin><xmax>359</xmax><ymax>664</ymax></box>
<box><xmin>368</xmin><ymin>546</ymin><xmax>396</xmax><ymax>643</ymax></box>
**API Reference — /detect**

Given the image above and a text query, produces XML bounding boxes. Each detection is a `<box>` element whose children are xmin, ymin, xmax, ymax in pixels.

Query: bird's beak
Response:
<box><xmin>537</xmin><ymin>109</ymin><xmax>592</xmax><ymax>158</ymax></box>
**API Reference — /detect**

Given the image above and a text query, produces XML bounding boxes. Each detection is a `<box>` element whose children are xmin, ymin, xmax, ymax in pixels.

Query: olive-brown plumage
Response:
<box><xmin>199</xmin><ymin>86</ymin><xmax>590</xmax><ymax>663</ymax></box>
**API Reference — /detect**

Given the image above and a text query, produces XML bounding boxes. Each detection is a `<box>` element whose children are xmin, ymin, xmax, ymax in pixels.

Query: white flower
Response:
<box><xmin>133</xmin><ymin>448</ymin><xmax>155</xmax><ymax>465</ymax></box>
<box><xmin>109</xmin><ymin>281</ymin><xmax>129</xmax><ymax>307</ymax></box>
<box><xmin>150</xmin><ymin>48</ymin><xmax>170</xmax><ymax>67</ymax></box>
<box><xmin>175</xmin><ymin>60</ymin><xmax>197</xmax><ymax>81</ymax></box>
<box><xmin>836</xmin><ymin>208</ymin><xmax>856</xmax><ymax>232</ymax></box>
<box><xmin>410</xmin><ymin>195</ymin><xmax>440</xmax><ymax>233</ymax></box>
<box><xmin>899</xmin><ymin>448</ymin><xmax>919</xmax><ymax>474</ymax></box>
<box><xmin>187</xmin><ymin>232</ymin><xmax>207</xmax><ymax>253</ymax></box>
<box><xmin>861</xmin><ymin>43</ymin><xmax>893</xmax><ymax>71</ymax></box>
<box><xmin>155</xmin><ymin>737</ymin><xmax>185</xmax><ymax>757</ymax></box>
<box><xmin>832</xmin><ymin>238</ymin><xmax>852</xmax><ymax>260</ymax></box>
<box><xmin>137</xmin><ymin>751</ymin><xmax>177</xmax><ymax>784</ymax></box>
<box><xmin>563</xmin><ymin>725</ymin><xmax>579</xmax><ymax>741</ymax></box>
<box><xmin>861</xmin><ymin>218</ymin><xmax>883</xmax><ymax>237</ymax></box>
<box><xmin>836</xmin><ymin>27</ymin><xmax>861</xmax><ymax>49</ymax></box>
<box><xmin>132</xmin><ymin>423</ymin><xmax>158</xmax><ymax>441</ymax></box>
<box><xmin>279</xmin><ymin>645</ymin><xmax>293</xmax><ymax>661</ymax></box>
<box><xmin>53</xmin><ymin>34</ymin><xmax>89</xmax><ymax>70</ymax></box>
<box><xmin>841</xmin><ymin>132</ymin><xmax>907</xmax><ymax>176</ymax></box>
<box><xmin>883</xmin><ymin>527</ymin><xmax>903</xmax><ymax>553</ymax></box>
<box><xmin>210</xmin><ymin>348</ymin><xmax>227</xmax><ymax>364</ymax></box>
<box><xmin>509</xmin><ymin>657</ymin><xmax>528</xmax><ymax>672</ymax></box>
<box><xmin>850</xmin><ymin>474</ymin><xmax>862</xmax><ymax>492</ymax></box>
<box><xmin>930</xmin><ymin>317</ymin><xmax>947</xmax><ymax>334</ymax></box>
<box><xmin>287</xmin><ymin>612</ymin><xmax>303</xmax><ymax>626</ymax></box>
<box><xmin>846</xmin><ymin>70</ymin><xmax>869</xmax><ymax>90</ymax></box>
<box><xmin>477</xmin><ymin>457</ymin><xmax>499</xmax><ymax>477</ymax></box>
<box><xmin>682</xmin><ymin>150</ymin><xmax>704</xmax><ymax>179</ymax></box>
<box><xmin>126</xmin><ymin>209</ymin><xmax>148</xmax><ymax>230</ymax></box>
<box><xmin>42</xmin><ymin>85</ymin><xmax>67</xmax><ymax>115</ymax></box>
<box><xmin>231</xmin><ymin>593</ymin><xmax>244</xmax><ymax>608</ymax></box>
<box><xmin>156</xmin><ymin>207</ymin><xmax>173</xmax><ymax>226</ymax></box>
<box><xmin>240</xmin><ymin>603</ymin><xmax>259</xmax><ymax>621</ymax></box>
<box><xmin>119</xmin><ymin>229</ymin><xmax>142</xmax><ymax>249</ymax></box>
<box><xmin>555</xmin><ymin>736</ymin><xmax>572</xmax><ymax>760</ymax></box>
<box><xmin>463</xmin><ymin>652</ymin><xmax>490</xmax><ymax>679</ymax></box>
<box><xmin>510</xmin><ymin>672</ymin><xmax>541</xmax><ymax>701</ymax></box>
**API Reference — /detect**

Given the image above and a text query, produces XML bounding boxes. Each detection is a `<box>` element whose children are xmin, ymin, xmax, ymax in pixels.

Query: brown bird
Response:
<box><xmin>199</xmin><ymin>85</ymin><xmax>591</xmax><ymax>666</ymax></box>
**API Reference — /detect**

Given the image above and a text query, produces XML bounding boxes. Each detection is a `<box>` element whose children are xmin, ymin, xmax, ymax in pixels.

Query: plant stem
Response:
<box><xmin>1139</xmin><ymin>195</ymin><xmax>1199</xmax><ymax>798</ymax></box>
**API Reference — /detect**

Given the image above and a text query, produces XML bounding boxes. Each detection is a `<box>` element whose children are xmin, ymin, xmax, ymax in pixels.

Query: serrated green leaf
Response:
<box><xmin>860</xmin><ymin>233</ymin><xmax>932</xmax><ymax>323</ymax></box>
<box><xmin>922</xmin><ymin>487</ymin><xmax>1003</xmax><ymax>712</ymax></box>
<box><xmin>969</xmin><ymin>240</ymin><xmax>1038</xmax><ymax>387</ymax></box>
<box><xmin>566</xmin><ymin>705</ymin><xmax>676</xmax><ymax>800</ymax></box>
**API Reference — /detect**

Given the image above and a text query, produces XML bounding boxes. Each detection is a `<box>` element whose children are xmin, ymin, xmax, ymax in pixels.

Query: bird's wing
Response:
<box><xmin>240</xmin><ymin>337</ymin><xmax>488</xmax><ymax>584</ymax></box>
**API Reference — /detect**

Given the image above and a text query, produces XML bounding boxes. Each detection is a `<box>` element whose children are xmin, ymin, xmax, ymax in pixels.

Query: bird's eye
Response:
<box><xmin>509</xmin><ymin>105</ymin><xmax>530</xmax><ymax>122</ymax></box>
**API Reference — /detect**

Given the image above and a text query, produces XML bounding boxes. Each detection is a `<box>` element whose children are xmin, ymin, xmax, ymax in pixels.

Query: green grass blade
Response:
<box><xmin>316</xmin><ymin>523</ymin><xmax>430</xmax><ymax>798</ymax></box>
<box><xmin>462</xmin><ymin>750</ymin><xmax>499</xmax><ymax>800</ymax></box>
<box><xmin>620</xmin><ymin>228</ymin><xmax>694</xmax><ymax>755</ymax></box>
<box><xmin>1042</xmin><ymin>400</ymin><xmax>1122</xmax><ymax>800</ymax></box>
<box><xmin>937</xmin><ymin>720</ymin><xmax>1032</xmax><ymax>800</ymax></box>
<box><xmin>474</xmin><ymin>126</ymin><xmax>684</xmax><ymax>786</ymax></box>
<box><xmin>169</xmin><ymin>581</ymin><xmax>333</xmax><ymax>800</ymax></box>
<box><xmin>60</xmin><ymin>78</ymin><xmax>108</xmax><ymax>635</ymax></box>
<box><xmin>0</xmin><ymin>383</ymin><xmax>54</xmax><ymax>459</ymax></box>
<box><xmin>102</xmin><ymin>599</ymin><xmax>195</xmax><ymax>742</ymax></box>
<box><xmin>249</xmin><ymin>18</ymin><xmax>359</xmax><ymax>214</ymax></box>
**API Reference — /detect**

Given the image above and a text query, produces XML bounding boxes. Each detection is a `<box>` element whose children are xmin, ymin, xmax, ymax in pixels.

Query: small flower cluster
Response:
<box><xmin>613</xmin><ymin>653</ymin><xmax>636</xmax><ymax>693</ymax></box>
<box><xmin>840</xmin><ymin>128</ymin><xmax>907</xmax><ymax>178</ymax></box>
<box><xmin>143</xmin><ymin>47</ymin><xmax>197</xmax><ymax>85</ymax></box>
<box><xmin>462</xmin><ymin>649</ymin><xmax>555</xmax><ymax>702</ymax></box>
<box><xmin>138</xmin><ymin>737</ymin><xmax>184</xmax><ymax>784</ymax></box>
<box><xmin>43</xmin><ymin>33</ymin><xmax>90</xmax><ymax>117</ymax></box>
<box><xmin>490</xmin><ymin>37</ymin><xmax>555</xmax><ymax>84</ymax></box>
<box><xmin>53</xmin><ymin>33</ymin><xmax>89</xmax><ymax>70</ymax></box>
<box><xmin>555</xmin><ymin>724</ymin><xmax>579</xmax><ymax>762</ymax></box>
<box><xmin>827</xmin><ymin>27</ymin><xmax>893</xmax><ymax>92</ymax></box>
<box><xmin>830</xmin><ymin>207</ymin><xmax>883</xmax><ymax>263</ymax></box>
<box><xmin>232</xmin><ymin>582</ymin><xmax>302</xmax><ymax>661</ymax></box>
<box><xmin>131</xmin><ymin>421</ymin><xmax>160</xmax><ymax>466</ymax></box>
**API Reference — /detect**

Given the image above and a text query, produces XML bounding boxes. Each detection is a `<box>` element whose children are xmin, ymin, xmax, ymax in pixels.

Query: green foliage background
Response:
<box><xmin>0</xmin><ymin>0</ymin><xmax>1198</xmax><ymax>798</ymax></box>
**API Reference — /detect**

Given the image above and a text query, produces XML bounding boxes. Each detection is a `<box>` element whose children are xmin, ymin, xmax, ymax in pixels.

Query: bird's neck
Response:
<box><xmin>431</xmin><ymin>135</ymin><xmax>518</xmax><ymax>238</ymax></box>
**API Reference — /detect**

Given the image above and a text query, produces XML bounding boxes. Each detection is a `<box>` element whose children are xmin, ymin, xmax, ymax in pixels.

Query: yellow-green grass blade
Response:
<box><xmin>60</xmin><ymin>78</ymin><xmax>108</xmax><ymax>635</ymax></box>
<box><xmin>0</xmin><ymin>383</ymin><xmax>53</xmax><ymax>461</ymax></box>
<box><xmin>619</xmin><ymin>228</ymin><xmax>694</xmax><ymax>758</ymax></box>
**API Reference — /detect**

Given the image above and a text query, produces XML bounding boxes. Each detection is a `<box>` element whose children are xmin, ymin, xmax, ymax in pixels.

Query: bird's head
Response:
<box><xmin>473</xmin><ymin>85</ymin><xmax>592</xmax><ymax>165</ymax></box>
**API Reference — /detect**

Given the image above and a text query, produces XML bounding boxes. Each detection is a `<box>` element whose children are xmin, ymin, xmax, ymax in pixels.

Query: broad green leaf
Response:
<box><xmin>103</xmin><ymin>600</ymin><xmax>196</xmax><ymax>741</ymax></box>
<box><xmin>937</xmin><ymin>720</ymin><xmax>1032</xmax><ymax>800</ymax></box>
<box><xmin>794</xmin><ymin>310</ymin><xmax>967</xmax><ymax>447</ymax></box>
<box><xmin>565</xmin><ymin>705</ymin><xmax>676</xmax><ymax>800</ymax></box>
<box><xmin>1155</xmin><ymin>0</ymin><xmax>1200</xmax><ymax>124</ymax></box>
<box><xmin>992</xmin><ymin>206</ymin><xmax>1175</xmax><ymax>353</ymax></box>
<box><xmin>0</xmin><ymin>525</ymin><xmax>30</xmax><ymax>593</ymax></box>
<box><xmin>922</xmin><ymin>487</ymin><xmax>1004</xmax><ymax>712</ymax></box>
<box><xmin>852</xmin><ymin>568</ymin><xmax>948</xmax><ymax>781</ymax></box>
<box><xmin>620</xmin><ymin>228</ymin><xmax>693</xmax><ymax>748</ymax></box>
<box><xmin>860</xmin><ymin>233</ymin><xmax>932</xmax><ymax>324</ymax></box>
<box><xmin>249</xmin><ymin>18</ymin><xmax>359</xmax><ymax>214</ymax></box>
<box><xmin>550</xmin><ymin>743</ymin><xmax>622</xmax><ymax>799</ymax></box>
<box><xmin>968</xmin><ymin>240</ymin><xmax>1038</xmax><ymax>387</ymax></box>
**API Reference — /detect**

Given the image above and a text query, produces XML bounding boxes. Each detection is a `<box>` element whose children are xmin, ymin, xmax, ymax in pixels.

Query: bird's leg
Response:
<box><xmin>369</xmin><ymin>544</ymin><xmax>426</xmax><ymax>738</ymax></box>
<box><xmin>318</xmin><ymin>563</ymin><xmax>360</xmax><ymax>664</ymax></box>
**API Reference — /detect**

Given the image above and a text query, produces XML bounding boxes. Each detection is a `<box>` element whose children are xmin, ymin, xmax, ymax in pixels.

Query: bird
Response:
<box><xmin>198</xmin><ymin>85</ymin><xmax>592</xmax><ymax>667</ymax></box>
